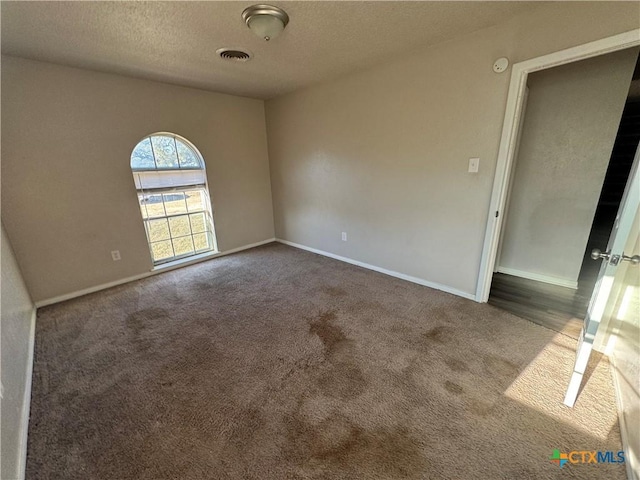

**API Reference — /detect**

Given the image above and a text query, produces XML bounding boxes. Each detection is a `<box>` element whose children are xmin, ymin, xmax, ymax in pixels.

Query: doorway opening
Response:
<box><xmin>488</xmin><ymin>49</ymin><xmax>640</xmax><ymax>338</ymax></box>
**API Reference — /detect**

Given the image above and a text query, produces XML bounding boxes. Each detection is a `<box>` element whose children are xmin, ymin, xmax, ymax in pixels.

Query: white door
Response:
<box><xmin>564</xmin><ymin>144</ymin><xmax>640</xmax><ymax>407</ymax></box>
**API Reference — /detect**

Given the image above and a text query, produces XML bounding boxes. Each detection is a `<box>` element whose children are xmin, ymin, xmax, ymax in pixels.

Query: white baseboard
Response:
<box><xmin>35</xmin><ymin>238</ymin><xmax>276</xmax><ymax>307</ymax></box>
<box><xmin>35</xmin><ymin>271</ymin><xmax>156</xmax><ymax>308</ymax></box>
<box><xmin>610</xmin><ymin>355</ymin><xmax>638</xmax><ymax>480</ymax></box>
<box><xmin>496</xmin><ymin>266</ymin><xmax>578</xmax><ymax>290</ymax></box>
<box><xmin>220</xmin><ymin>238</ymin><xmax>276</xmax><ymax>255</ymax></box>
<box><xmin>17</xmin><ymin>307</ymin><xmax>37</xmax><ymax>480</ymax></box>
<box><xmin>276</xmin><ymin>239</ymin><xmax>476</xmax><ymax>301</ymax></box>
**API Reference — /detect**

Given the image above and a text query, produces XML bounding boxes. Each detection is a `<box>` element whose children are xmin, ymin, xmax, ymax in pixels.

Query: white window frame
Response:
<box><xmin>131</xmin><ymin>133</ymin><xmax>218</xmax><ymax>266</ymax></box>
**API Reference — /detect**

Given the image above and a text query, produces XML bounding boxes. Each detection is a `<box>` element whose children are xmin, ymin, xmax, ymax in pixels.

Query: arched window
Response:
<box><xmin>131</xmin><ymin>133</ymin><xmax>217</xmax><ymax>265</ymax></box>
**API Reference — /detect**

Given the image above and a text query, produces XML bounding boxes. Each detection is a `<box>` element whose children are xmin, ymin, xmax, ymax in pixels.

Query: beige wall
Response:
<box><xmin>498</xmin><ymin>49</ymin><xmax>637</xmax><ymax>285</ymax></box>
<box><xmin>265</xmin><ymin>2</ymin><xmax>640</xmax><ymax>296</ymax></box>
<box><xmin>1</xmin><ymin>56</ymin><xmax>274</xmax><ymax>302</ymax></box>
<box><xmin>1</xmin><ymin>223</ymin><xmax>36</xmax><ymax>480</ymax></box>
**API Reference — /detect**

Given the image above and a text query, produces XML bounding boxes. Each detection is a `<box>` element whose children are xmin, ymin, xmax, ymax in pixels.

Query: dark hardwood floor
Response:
<box><xmin>488</xmin><ymin>202</ymin><xmax>608</xmax><ymax>340</ymax></box>
<box><xmin>488</xmin><ymin>233</ymin><xmax>604</xmax><ymax>340</ymax></box>
<box><xmin>488</xmin><ymin>273</ymin><xmax>592</xmax><ymax>339</ymax></box>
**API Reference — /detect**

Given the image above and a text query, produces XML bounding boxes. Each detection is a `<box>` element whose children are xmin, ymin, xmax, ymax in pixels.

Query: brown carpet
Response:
<box><xmin>27</xmin><ymin>243</ymin><xmax>625</xmax><ymax>479</ymax></box>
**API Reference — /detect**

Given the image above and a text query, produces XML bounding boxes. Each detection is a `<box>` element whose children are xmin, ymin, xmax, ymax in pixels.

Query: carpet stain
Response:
<box><xmin>309</xmin><ymin>311</ymin><xmax>348</xmax><ymax>354</ymax></box>
<box><xmin>444</xmin><ymin>357</ymin><xmax>469</xmax><ymax>373</ymax></box>
<box><xmin>423</xmin><ymin>325</ymin><xmax>450</xmax><ymax>344</ymax></box>
<box><xmin>444</xmin><ymin>381</ymin><xmax>463</xmax><ymax>395</ymax></box>
<box><xmin>321</xmin><ymin>286</ymin><xmax>347</xmax><ymax>297</ymax></box>
<box><xmin>310</xmin><ymin>311</ymin><xmax>367</xmax><ymax>399</ymax></box>
<box><xmin>228</xmin><ymin>408</ymin><xmax>265</xmax><ymax>448</ymax></box>
<box><xmin>398</xmin><ymin>357</ymin><xmax>427</xmax><ymax>387</ymax></box>
<box><xmin>483</xmin><ymin>354</ymin><xmax>519</xmax><ymax>377</ymax></box>
<box><xmin>287</xmin><ymin>413</ymin><xmax>427</xmax><ymax>478</ymax></box>
<box><xmin>318</xmin><ymin>363</ymin><xmax>367</xmax><ymax>399</ymax></box>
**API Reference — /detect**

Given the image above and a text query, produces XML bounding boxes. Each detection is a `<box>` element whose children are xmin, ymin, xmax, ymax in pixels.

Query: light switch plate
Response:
<box><xmin>468</xmin><ymin>158</ymin><xmax>480</xmax><ymax>173</ymax></box>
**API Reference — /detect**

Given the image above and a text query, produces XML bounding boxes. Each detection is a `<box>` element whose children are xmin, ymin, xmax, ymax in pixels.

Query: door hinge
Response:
<box><xmin>495</xmin><ymin>211</ymin><xmax>499</xmax><ymax>218</ymax></box>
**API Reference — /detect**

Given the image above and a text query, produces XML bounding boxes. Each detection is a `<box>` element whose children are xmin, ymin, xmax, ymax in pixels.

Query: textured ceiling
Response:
<box><xmin>1</xmin><ymin>1</ymin><xmax>540</xmax><ymax>99</ymax></box>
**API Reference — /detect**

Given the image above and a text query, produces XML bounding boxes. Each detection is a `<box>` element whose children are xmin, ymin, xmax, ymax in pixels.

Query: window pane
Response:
<box><xmin>138</xmin><ymin>194</ymin><xmax>149</xmax><ymax>219</ymax></box>
<box><xmin>176</xmin><ymin>141</ymin><xmax>202</xmax><ymax>168</ymax></box>
<box><xmin>143</xmin><ymin>194</ymin><xmax>166</xmax><ymax>218</ymax></box>
<box><xmin>146</xmin><ymin>218</ymin><xmax>170</xmax><ymax>242</ymax></box>
<box><xmin>168</xmin><ymin>215</ymin><xmax>191</xmax><ymax>237</ymax></box>
<box><xmin>186</xmin><ymin>189</ymin><xmax>206</xmax><ymax>212</ymax></box>
<box><xmin>193</xmin><ymin>233</ymin><xmax>210</xmax><ymax>252</ymax></box>
<box><xmin>151</xmin><ymin>136</ymin><xmax>179</xmax><ymax>169</ymax></box>
<box><xmin>163</xmin><ymin>193</ymin><xmax>187</xmax><ymax>215</ymax></box>
<box><xmin>131</xmin><ymin>138</ymin><xmax>155</xmax><ymax>170</ymax></box>
<box><xmin>172</xmin><ymin>236</ymin><xmax>195</xmax><ymax>257</ymax></box>
<box><xmin>151</xmin><ymin>240</ymin><xmax>173</xmax><ymax>262</ymax></box>
<box><xmin>189</xmin><ymin>212</ymin><xmax>206</xmax><ymax>233</ymax></box>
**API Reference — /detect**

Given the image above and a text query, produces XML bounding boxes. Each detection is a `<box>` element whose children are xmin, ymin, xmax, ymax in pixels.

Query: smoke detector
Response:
<box><xmin>493</xmin><ymin>57</ymin><xmax>509</xmax><ymax>73</ymax></box>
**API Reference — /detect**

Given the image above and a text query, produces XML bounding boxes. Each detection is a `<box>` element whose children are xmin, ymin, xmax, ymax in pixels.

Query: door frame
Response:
<box><xmin>476</xmin><ymin>29</ymin><xmax>640</xmax><ymax>303</ymax></box>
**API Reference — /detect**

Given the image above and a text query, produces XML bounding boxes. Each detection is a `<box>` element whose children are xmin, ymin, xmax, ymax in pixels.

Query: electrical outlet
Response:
<box><xmin>111</xmin><ymin>250</ymin><xmax>121</xmax><ymax>261</ymax></box>
<box><xmin>341</xmin><ymin>232</ymin><xmax>347</xmax><ymax>242</ymax></box>
<box><xmin>468</xmin><ymin>157</ymin><xmax>480</xmax><ymax>173</ymax></box>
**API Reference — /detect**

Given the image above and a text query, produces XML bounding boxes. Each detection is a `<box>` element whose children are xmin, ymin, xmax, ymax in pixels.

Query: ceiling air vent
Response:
<box><xmin>217</xmin><ymin>48</ymin><xmax>252</xmax><ymax>62</ymax></box>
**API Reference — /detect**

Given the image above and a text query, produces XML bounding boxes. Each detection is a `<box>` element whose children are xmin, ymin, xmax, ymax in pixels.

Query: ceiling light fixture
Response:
<box><xmin>242</xmin><ymin>4</ymin><xmax>289</xmax><ymax>41</ymax></box>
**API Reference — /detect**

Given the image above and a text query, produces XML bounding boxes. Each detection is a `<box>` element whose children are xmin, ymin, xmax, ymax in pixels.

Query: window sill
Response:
<box><xmin>152</xmin><ymin>250</ymin><xmax>219</xmax><ymax>273</ymax></box>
